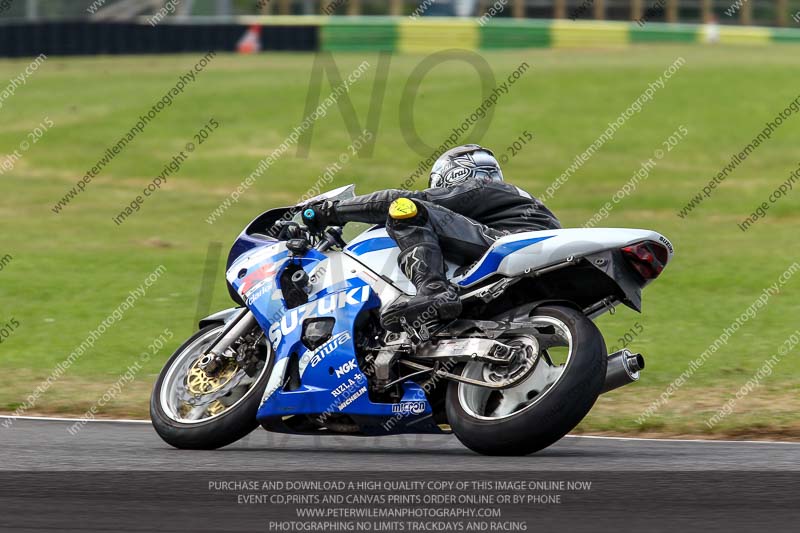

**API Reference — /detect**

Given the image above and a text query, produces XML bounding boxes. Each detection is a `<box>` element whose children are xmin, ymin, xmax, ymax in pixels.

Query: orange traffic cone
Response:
<box><xmin>237</xmin><ymin>25</ymin><xmax>262</xmax><ymax>54</ymax></box>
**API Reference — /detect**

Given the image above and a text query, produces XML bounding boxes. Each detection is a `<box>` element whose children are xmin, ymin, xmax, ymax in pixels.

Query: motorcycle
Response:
<box><xmin>150</xmin><ymin>184</ymin><xmax>673</xmax><ymax>455</ymax></box>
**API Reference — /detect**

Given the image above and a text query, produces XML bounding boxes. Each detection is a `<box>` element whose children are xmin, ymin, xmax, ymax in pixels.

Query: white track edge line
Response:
<box><xmin>0</xmin><ymin>415</ymin><xmax>150</xmax><ymax>424</ymax></box>
<box><xmin>2</xmin><ymin>415</ymin><xmax>798</xmax><ymax>444</ymax></box>
<box><xmin>564</xmin><ymin>434</ymin><xmax>800</xmax><ymax>445</ymax></box>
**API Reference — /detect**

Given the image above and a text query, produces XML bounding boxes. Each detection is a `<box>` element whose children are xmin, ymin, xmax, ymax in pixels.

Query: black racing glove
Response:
<box><xmin>301</xmin><ymin>200</ymin><xmax>340</xmax><ymax>233</ymax></box>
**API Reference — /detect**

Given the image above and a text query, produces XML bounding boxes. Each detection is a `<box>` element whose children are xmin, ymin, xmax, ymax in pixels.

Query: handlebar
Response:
<box><xmin>315</xmin><ymin>227</ymin><xmax>346</xmax><ymax>252</ymax></box>
<box><xmin>270</xmin><ymin>214</ymin><xmax>345</xmax><ymax>254</ymax></box>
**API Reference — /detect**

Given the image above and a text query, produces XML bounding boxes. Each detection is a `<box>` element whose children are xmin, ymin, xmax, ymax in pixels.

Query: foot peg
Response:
<box><xmin>399</xmin><ymin>316</ymin><xmax>436</xmax><ymax>344</ymax></box>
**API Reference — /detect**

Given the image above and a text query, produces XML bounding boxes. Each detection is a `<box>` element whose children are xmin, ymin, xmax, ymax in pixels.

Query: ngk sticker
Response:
<box><xmin>334</xmin><ymin>359</ymin><xmax>358</xmax><ymax>378</ymax></box>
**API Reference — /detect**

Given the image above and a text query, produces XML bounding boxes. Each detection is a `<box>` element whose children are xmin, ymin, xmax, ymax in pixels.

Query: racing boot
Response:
<box><xmin>381</xmin><ymin>198</ymin><xmax>462</xmax><ymax>335</ymax></box>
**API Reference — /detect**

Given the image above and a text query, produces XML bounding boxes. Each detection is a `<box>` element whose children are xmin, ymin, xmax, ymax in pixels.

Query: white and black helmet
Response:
<box><xmin>429</xmin><ymin>144</ymin><xmax>504</xmax><ymax>189</ymax></box>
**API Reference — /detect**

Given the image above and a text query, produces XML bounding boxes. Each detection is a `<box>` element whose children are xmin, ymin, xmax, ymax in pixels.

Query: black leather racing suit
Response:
<box><xmin>317</xmin><ymin>177</ymin><xmax>560</xmax><ymax>331</ymax></box>
<box><xmin>329</xmin><ymin>177</ymin><xmax>561</xmax><ymax>266</ymax></box>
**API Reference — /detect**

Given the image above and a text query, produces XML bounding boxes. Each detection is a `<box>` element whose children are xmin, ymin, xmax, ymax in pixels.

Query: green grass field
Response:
<box><xmin>1</xmin><ymin>45</ymin><xmax>799</xmax><ymax>438</ymax></box>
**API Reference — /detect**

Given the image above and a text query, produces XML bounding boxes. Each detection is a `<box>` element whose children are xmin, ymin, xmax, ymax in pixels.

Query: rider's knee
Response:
<box><xmin>387</xmin><ymin>198</ymin><xmax>428</xmax><ymax>230</ymax></box>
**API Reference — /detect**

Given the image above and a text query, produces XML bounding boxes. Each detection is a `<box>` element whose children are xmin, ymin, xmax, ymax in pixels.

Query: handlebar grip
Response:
<box><xmin>301</xmin><ymin>208</ymin><xmax>318</xmax><ymax>231</ymax></box>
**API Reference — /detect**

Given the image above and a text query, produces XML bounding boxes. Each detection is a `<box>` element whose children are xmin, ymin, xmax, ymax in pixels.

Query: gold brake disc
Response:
<box><xmin>177</xmin><ymin>399</ymin><xmax>226</xmax><ymax>418</ymax></box>
<box><xmin>206</xmin><ymin>400</ymin><xmax>227</xmax><ymax>416</ymax></box>
<box><xmin>186</xmin><ymin>358</ymin><xmax>237</xmax><ymax>396</ymax></box>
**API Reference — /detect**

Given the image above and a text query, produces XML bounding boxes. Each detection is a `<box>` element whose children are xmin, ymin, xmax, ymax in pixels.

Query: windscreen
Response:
<box><xmin>296</xmin><ymin>184</ymin><xmax>356</xmax><ymax>207</ymax></box>
<box><xmin>292</xmin><ymin>184</ymin><xmax>372</xmax><ymax>243</ymax></box>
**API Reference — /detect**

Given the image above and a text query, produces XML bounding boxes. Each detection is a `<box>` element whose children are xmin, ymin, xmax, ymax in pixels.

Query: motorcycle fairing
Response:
<box><xmin>457</xmin><ymin>235</ymin><xmax>556</xmax><ymax>285</ymax></box>
<box><xmin>457</xmin><ymin>228</ymin><xmax>673</xmax><ymax>287</ymax></box>
<box><xmin>226</xmin><ymin>242</ymin><xmax>436</xmax><ymax>432</ymax></box>
<box><xmin>344</xmin><ymin>226</ymin><xmax>674</xmax><ymax>294</ymax></box>
<box><xmin>224</xmin><ymin>203</ymin><xmax>673</xmax><ymax>434</ymax></box>
<box><xmin>344</xmin><ymin>228</ymin><xmax>460</xmax><ymax>295</ymax></box>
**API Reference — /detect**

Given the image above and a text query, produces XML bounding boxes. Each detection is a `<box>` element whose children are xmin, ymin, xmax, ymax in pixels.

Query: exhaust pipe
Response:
<box><xmin>601</xmin><ymin>349</ymin><xmax>645</xmax><ymax>394</ymax></box>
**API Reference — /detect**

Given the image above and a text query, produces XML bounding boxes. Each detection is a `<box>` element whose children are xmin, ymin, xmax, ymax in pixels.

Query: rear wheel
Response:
<box><xmin>446</xmin><ymin>305</ymin><xmax>606</xmax><ymax>456</ymax></box>
<box><xmin>150</xmin><ymin>325</ymin><xmax>273</xmax><ymax>450</ymax></box>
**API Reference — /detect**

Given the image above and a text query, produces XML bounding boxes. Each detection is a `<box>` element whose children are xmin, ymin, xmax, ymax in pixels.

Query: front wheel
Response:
<box><xmin>150</xmin><ymin>324</ymin><xmax>273</xmax><ymax>449</ymax></box>
<box><xmin>446</xmin><ymin>305</ymin><xmax>607</xmax><ymax>456</ymax></box>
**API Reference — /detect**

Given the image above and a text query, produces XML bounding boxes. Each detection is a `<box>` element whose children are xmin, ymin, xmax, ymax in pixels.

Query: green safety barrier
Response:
<box><xmin>243</xmin><ymin>16</ymin><xmax>800</xmax><ymax>52</ymax></box>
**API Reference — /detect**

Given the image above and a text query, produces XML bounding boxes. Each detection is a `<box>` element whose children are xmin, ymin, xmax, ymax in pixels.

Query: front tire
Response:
<box><xmin>446</xmin><ymin>305</ymin><xmax>606</xmax><ymax>456</ymax></box>
<box><xmin>150</xmin><ymin>325</ymin><xmax>273</xmax><ymax>450</ymax></box>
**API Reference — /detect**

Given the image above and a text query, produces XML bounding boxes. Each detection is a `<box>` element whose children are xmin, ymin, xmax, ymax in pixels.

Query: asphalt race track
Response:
<box><xmin>2</xmin><ymin>416</ymin><xmax>800</xmax><ymax>471</ymax></box>
<box><xmin>2</xmin><ymin>417</ymin><xmax>799</xmax><ymax>532</ymax></box>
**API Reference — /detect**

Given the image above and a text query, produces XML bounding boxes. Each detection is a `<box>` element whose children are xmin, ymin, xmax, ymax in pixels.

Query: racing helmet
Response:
<box><xmin>429</xmin><ymin>144</ymin><xmax>503</xmax><ymax>189</ymax></box>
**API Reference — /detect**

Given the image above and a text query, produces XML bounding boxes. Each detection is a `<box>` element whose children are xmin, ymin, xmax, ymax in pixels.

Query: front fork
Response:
<box><xmin>198</xmin><ymin>308</ymin><xmax>257</xmax><ymax>373</ymax></box>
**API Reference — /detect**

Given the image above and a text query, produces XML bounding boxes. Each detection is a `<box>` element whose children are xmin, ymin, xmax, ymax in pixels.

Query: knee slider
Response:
<box><xmin>388</xmin><ymin>198</ymin><xmax>427</xmax><ymax>227</ymax></box>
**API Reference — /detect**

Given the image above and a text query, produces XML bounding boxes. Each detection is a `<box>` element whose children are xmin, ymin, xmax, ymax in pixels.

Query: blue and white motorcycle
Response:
<box><xmin>151</xmin><ymin>185</ymin><xmax>673</xmax><ymax>455</ymax></box>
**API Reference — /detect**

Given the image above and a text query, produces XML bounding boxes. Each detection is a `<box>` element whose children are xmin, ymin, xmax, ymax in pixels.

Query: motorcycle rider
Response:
<box><xmin>304</xmin><ymin>144</ymin><xmax>560</xmax><ymax>332</ymax></box>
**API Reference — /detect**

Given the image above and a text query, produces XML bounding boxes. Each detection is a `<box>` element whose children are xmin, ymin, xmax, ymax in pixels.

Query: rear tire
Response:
<box><xmin>446</xmin><ymin>305</ymin><xmax>606</xmax><ymax>456</ymax></box>
<box><xmin>150</xmin><ymin>325</ymin><xmax>272</xmax><ymax>450</ymax></box>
